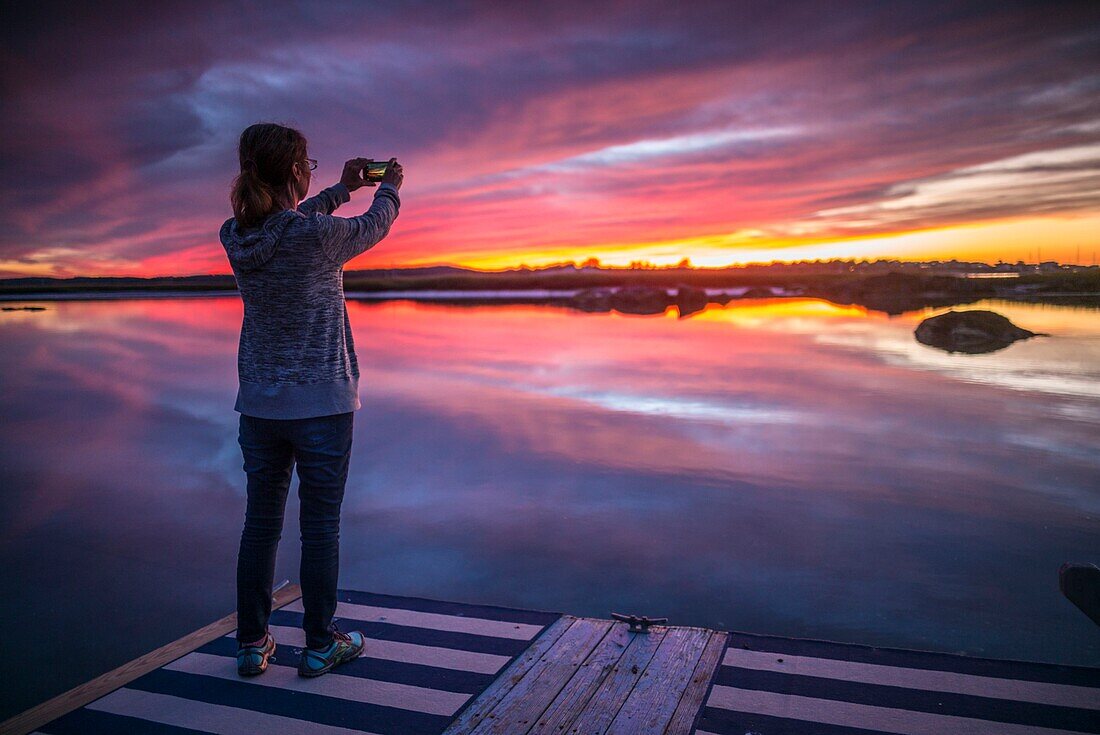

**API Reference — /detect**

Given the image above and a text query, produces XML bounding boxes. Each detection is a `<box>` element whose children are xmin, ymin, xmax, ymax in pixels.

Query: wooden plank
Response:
<box><xmin>468</xmin><ymin>617</ymin><xmax>615</xmax><ymax>735</ymax></box>
<box><xmin>662</xmin><ymin>630</ymin><xmax>728</xmax><ymax>735</ymax></box>
<box><xmin>564</xmin><ymin>625</ymin><xmax>670</xmax><ymax>733</ymax></box>
<box><xmin>0</xmin><ymin>583</ymin><xmax>302</xmax><ymax>735</ymax></box>
<box><xmin>530</xmin><ymin>622</ymin><xmax>645</xmax><ymax>733</ymax></box>
<box><xmin>605</xmin><ymin>626</ymin><xmax>713</xmax><ymax>735</ymax></box>
<box><xmin>442</xmin><ymin>616</ymin><xmax>575</xmax><ymax>735</ymax></box>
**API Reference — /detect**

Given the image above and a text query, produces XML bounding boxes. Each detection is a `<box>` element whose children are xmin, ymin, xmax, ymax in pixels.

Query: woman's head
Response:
<box><xmin>230</xmin><ymin>123</ymin><xmax>313</xmax><ymax>228</ymax></box>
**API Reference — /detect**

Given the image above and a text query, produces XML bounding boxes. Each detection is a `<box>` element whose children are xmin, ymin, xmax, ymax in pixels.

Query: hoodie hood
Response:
<box><xmin>220</xmin><ymin>209</ymin><xmax>301</xmax><ymax>273</ymax></box>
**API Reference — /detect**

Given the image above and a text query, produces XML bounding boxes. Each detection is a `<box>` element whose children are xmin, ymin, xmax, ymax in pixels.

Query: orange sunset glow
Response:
<box><xmin>1</xmin><ymin>3</ymin><xmax>1098</xmax><ymax>279</ymax></box>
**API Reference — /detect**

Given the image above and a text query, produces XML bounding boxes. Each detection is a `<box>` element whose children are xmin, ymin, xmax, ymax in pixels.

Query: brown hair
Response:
<box><xmin>230</xmin><ymin>122</ymin><xmax>309</xmax><ymax>229</ymax></box>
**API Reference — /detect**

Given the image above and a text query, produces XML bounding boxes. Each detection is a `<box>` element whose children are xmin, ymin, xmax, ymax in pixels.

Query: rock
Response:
<box><xmin>915</xmin><ymin>309</ymin><xmax>1039</xmax><ymax>354</ymax></box>
<box><xmin>815</xmin><ymin>272</ymin><xmax>994</xmax><ymax>314</ymax></box>
<box><xmin>568</xmin><ymin>287</ymin><xmax>615</xmax><ymax>312</ymax></box>
<box><xmin>674</xmin><ymin>284</ymin><xmax>709</xmax><ymax>317</ymax></box>
<box><xmin>610</xmin><ymin>285</ymin><xmax>671</xmax><ymax>315</ymax></box>
<box><xmin>740</xmin><ymin>286</ymin><xmax>774</xmax><ymax>298</ymax></box>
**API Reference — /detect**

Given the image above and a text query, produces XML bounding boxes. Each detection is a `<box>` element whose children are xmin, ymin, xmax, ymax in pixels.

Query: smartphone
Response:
<box><xmin>364</xmin><ymin>160</ymin><xmax>391</xmax><ymax>182</ymax></box>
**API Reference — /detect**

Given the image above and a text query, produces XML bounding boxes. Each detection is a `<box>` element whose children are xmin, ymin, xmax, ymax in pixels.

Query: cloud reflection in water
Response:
<box><xmin>0</xmin><ymin>295</ymin><xmax>1097</xmax><ymax>717</ymax></box>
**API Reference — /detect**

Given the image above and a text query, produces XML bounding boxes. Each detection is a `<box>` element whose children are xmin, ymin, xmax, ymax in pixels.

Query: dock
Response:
<box><xmin>2</xmin><ymin>583</ymin><xmax>1096</xmax><ymax>734</ymax></box>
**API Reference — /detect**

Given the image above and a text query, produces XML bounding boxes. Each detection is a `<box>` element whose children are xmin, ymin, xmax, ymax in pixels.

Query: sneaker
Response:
<box><xmin>297</xmin><ymin>628</ymin><xmax>365</xmax><ymax>678</ymax></box>
<box><xmin>237</xmin><ymin>631</ymin><xmax>276</xmax><ymax>676</ymax></box>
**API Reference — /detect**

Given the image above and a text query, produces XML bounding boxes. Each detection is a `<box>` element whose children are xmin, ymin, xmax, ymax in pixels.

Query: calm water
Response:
<box><xmin>1</xmin><ymin>295</ymin><xmax>1098</xmax><ymax>717</ymax></box>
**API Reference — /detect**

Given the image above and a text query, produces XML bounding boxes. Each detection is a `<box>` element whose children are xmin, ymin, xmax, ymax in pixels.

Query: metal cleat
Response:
<box><xmin>610</xmin><ymin>612</ymin><xmax>668</xmax><ymax>633</ymax></box>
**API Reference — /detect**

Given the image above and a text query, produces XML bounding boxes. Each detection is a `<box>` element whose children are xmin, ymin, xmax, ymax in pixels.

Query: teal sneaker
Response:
<box><xmin>297</xmin><ymin>628</ymin><xmax>365</xmax><ymax>678</ymax></box>
<box><xmin>237</xmin><ymin>631</ymin><xmax>276</xmax><ymax>676</ymax></box>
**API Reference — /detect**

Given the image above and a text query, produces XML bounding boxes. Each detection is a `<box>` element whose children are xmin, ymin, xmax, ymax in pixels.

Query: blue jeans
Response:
<box><xmin>235</xmin><ymin>411</ymin><xmax>354</xmax><ymax>650</ymax></box>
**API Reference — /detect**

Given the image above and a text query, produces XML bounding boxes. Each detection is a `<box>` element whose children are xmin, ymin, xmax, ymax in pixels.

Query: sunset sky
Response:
<box><xmin>1</xmin><ymin>0</ymin><xmax>1098</xmax><ymax>278</ymax></box>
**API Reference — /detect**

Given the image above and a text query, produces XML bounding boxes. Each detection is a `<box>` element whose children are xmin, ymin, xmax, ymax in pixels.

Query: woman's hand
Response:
<box><xmin>381</xmin><ymin>158</ymin><xmax>403</xmax><ymax>190</ymax></box>
<box><xmin>340</xmin><ymin>158</ymin><xmax>376</xmax><ymax>192</ymax></box>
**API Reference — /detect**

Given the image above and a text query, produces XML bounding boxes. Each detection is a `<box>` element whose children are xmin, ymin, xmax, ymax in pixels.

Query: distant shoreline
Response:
<box><xmin>0</xmin><ymin>286</ymin><xmax>802</xmax><ymax>302</ymax></box>
<box><xmin>1</xmin><ymin>261</ymin><xmax>1095</xmax><ymax>294</ymax></box>
<box><xmin>2</xmin><ymin>264</ymin><xmax>1098</xmax><ymax>314</ymax></box>
<box><xmin>0</xmin><ymin>289</ymin><xmax>239</xmax><ymax>301</ymax></box>
<box><xmin>2</xmin><ymin>283</ymin><xmax>1098</xmax><ymax>315</ymax></box>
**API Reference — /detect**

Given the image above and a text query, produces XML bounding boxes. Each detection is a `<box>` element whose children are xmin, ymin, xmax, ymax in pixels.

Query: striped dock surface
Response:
<box><xmin>694</xmin><ymin>630</ymin><xmax>1100</xmax><ymax>735</ymax></box>
<box><xmin>6</xmin><ymin>587</ymin><xmax>1098</xmax><ymax>734</ymax></box>
<box><xmin>16</xmin><ymin>586</ymin><xmax>561</xmax><ymax>735</ymax></box>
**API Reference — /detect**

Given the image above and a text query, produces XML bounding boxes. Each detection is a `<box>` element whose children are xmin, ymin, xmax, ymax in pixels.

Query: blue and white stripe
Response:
<box><xmin>694</xmin><ymin>631</ymin><xmax>1100</xmax><ymax>735</ymax></box>
<box><xmin>35</xmin><ymin>590</ymin><xmax>561</xmax><ymax>735</ymax></box>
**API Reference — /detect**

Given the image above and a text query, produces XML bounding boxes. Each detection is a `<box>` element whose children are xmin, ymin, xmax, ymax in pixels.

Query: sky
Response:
<box><xmin>1</xmin><ymin>0</ymin><xmax>1098</xmax><ymax>278</ymax></box>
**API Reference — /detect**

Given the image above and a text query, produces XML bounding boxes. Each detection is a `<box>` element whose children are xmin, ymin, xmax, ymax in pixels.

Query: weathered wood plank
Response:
<box><xmin>529</xmin><ymin>621</ymin><xmax>636</xmax><ymax>733</ymax></box>
<box><xmin>662</xmin><ymin>630</ymin><xmax>728</xmax><ymax>735</ymax></box>
<box><xmin>605</xmin><ymin>626</ymin><xmax>713</xmax><ymax>735</ymax></box>
<box><xmin>0</xmin><ymin>583</ymin><xmax>303</xmax><ymax>735</ymax></box>
<box><xmin>441</xmin><ymin>615</ymin><xmax>575</xmax><ymax>735</ymax></box>
<box><xmin>564</xmin><ymin>625</ymin><xmax>670</xmax><ymax>733</ymax></box>
<box><xmin>468</xmin><ymin>617</ymin><xmax>615</xmax><ymax>735</ymax></box>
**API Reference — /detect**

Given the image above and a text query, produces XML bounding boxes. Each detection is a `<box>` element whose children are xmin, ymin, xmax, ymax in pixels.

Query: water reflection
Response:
<box><xmin>0</xmin><ymin>296</ymin><xmax>1098</xmax><ymax>717</ymax></box>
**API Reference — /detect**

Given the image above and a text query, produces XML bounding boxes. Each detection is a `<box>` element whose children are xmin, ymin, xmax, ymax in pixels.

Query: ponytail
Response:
<box><xmin>230</xmin><ymin>123</ymin><xmax>309</xmax><ymax>229</ymax></box>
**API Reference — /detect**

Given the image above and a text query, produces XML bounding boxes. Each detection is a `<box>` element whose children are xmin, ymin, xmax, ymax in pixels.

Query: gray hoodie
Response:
<box><xmin>219</xmin><ymin>181</ymin><xmax>400</xmax><ymax>419</ymax></box>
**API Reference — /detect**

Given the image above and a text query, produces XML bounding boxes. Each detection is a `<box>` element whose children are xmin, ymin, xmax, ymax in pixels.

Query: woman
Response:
<box><xmin>219</xmin><ymin>122</ymin><xmax>403</xmax><ymax>678</ymax></box>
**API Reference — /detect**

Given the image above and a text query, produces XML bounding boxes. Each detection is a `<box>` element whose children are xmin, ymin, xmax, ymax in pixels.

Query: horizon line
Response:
<box><xmin>2</xmin><ymin>257</ymin><xmax>1094</xmax><ymax>282</ymax></box>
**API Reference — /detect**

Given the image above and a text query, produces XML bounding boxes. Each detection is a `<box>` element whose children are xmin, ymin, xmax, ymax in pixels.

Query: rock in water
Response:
<box><xmin>814</xmin><ymin>272</ymin><xmax>992</xmax><ymax>314</ymax></box>
<box><xmin>915</xmin><ymin>309</ymin><xmax>1038</xmax><ymax>354</ymax></box>
<box><xmin>568</xmin><ymin>287</ymin><xmax>615</xmax><ymax>312</ymax></box>
<box><xmin>611</xmin><ymin>285</ymin><xmax>671</xmax><ymax>315</ymax></box>
<box><xmin>674</xmin><ymin>284</ymin><xmax>709</xmax><ymax>317</ymax></box>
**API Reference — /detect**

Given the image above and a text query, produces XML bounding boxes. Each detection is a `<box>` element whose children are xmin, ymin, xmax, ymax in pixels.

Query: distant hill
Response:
<box><xmin>1</xmin><ymin>261</ymin><xmax>1096</xmax><ymax>306</ymax></box>
<box><xmin>0</xmin><ymin>266</ymin><xmax>482</xmax><ymax>292</ymax></box>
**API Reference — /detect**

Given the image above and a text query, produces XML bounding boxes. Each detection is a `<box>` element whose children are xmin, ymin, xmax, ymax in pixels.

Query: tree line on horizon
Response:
<box><xmin>1</xmin><ymin>255</ymin><xmax>1094</xmax><ymax>286</ymax></box>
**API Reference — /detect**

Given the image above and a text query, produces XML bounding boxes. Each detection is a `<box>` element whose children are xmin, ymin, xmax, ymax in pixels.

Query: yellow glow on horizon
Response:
<box><xmin>406</xmin><ymin>213</ymin><xmax>1100</xmax><ymax>271</ymax></box>
<box><xmin>2</xmin><ymin>212</ymin><xmax>1097</xmax><ymax>280</ymax></box>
